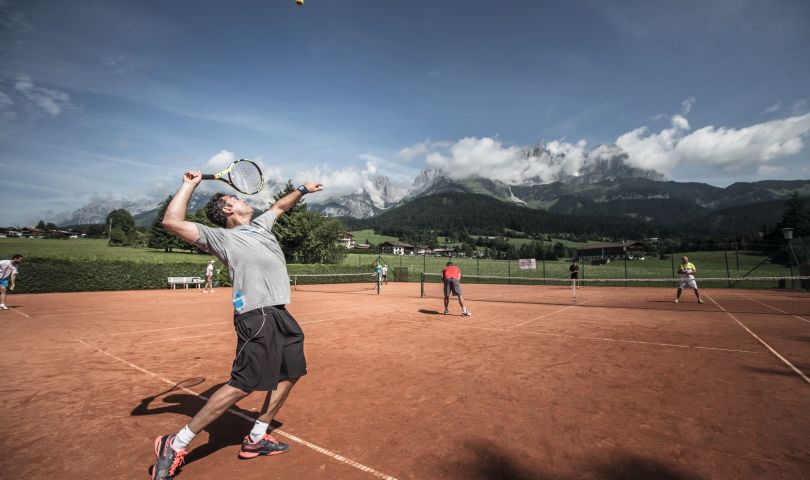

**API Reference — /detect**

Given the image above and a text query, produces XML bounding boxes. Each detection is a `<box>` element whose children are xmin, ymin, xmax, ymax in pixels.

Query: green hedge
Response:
<box><xmin>12</xmin><ymin>258</ymin><xmax>376</xmax><ymax>293</ymax></box>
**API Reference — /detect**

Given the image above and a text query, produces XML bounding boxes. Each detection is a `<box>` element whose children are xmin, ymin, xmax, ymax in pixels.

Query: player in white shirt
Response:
<box><xmin>0</xmin><ymin>254</ymin><xmax>23</xmax><ymax>310</ymax></box>
<box><xmin>203</xmin><ymin>259</ymin><xmax>215</xmax><ymax>293</ymax></box>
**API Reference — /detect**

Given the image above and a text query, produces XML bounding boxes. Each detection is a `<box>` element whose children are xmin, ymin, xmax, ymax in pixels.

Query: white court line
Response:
<box><xmin>733</xmin><ymin>293</ymin><xmax>810</xmax><ymax>324</ymax></box>
<box><xmin>137</xmin><ymin>331</ymin><xmax>232</xmax><ymax>345</ymax></box>
<box><xmin>93</xmin><ymin>315</ymin><xmax>378</xmax><ymax>345</ymax></box>
<box><xmin>73</xmin><ymin>338</ymin><xmax>400</xmax><ymax>480</ymax></box>
<box><xmin>81</xmin><ymin>322</ymin><xmax>230</xmax><ymax>339</ymax></box>
<box><xmin>706</xmin><ymin>295</ymin><xmax>810</xmax><ymax>385</ymax></box>
<box><xmin>131</xmin><ymin>315</ymin><xmax>378</xmax><ymax>345</ymax></box>
<box><xmin>507</xmin><ymin>305</ymin><xmax>576</xmax><ymax>329</ymax></box>
<box><xmin>391</xmin><ymin>317</ymin><xmax>758</xmax><ymax>354</ymax></box>
<box><xmin>11</xmin><ymin>308</ymin><xmax>30</xmax><ymax>318</ymax></box>
<box><xmin>81</xmin><ymin>299</ymin><xmax>427</xmax><ymax>340</ymax></box>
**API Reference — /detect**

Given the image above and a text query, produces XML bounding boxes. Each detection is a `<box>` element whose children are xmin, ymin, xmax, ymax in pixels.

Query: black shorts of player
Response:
<box><xmin>443</xmin><ymin>278</ymin><xmax>462</xmax><ymax>297</ymax></box>
<box><xmin>228</xmin><ymin>305</ymin><xmax>307</xmax><ymax>392</ymax></box>
<box><xmin>570</xmin><ymin>273</ymin><xmax>578</xmax><ymax>279</ymax></box>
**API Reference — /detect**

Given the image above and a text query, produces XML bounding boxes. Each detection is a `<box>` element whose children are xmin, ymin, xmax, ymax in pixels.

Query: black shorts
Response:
<box><xmin>570</xmin><ymin>273</ymin><xmax>578</xmax><ymax>279</ymax></box>
<box><xmin>229</xmin><ymin>305</ymin><xmax>307</xmax><ymax>392</ymax></box>
<box><xmin>443</xmin><ymin>279</ymin><xmax>462</xmax><ymax>297</ymax></box>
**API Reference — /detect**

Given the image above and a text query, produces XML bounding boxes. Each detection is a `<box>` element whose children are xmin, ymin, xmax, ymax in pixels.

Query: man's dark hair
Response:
<box><xmin>11</xmin><ymin>254</ymin><xmax>22</xmax><ymax>261</ymax></box>
<box><xmin>446</xmin><ymin>261</ymin><xmax>453</xmax><ymax>266</ymax></box>
<box><xmin>204</xmin><ymin>193</ymin><xmax>229</xmax><ymax>228</ymax></box>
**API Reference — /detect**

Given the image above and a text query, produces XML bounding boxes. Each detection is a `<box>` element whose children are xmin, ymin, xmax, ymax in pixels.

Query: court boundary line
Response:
<box><xmin>706</xmin><ymin>295</ymin><xmax>810</xmax><ymax>385</ymax></box>
<box><xmin>82</xmin><ymin>300</ymin><xmax>758</xmax><ymax>362</ymax></box>
<box><xmin>79</xmin><ymin>299</ymin><xmax>427</xmax><ymax>340</ymax></box>
<box><xmin>733</xmin><ymin>293</ymin><xmax>810</xmax><ymax>324</ymax></box>
<box><xmin>73</xmin><ymin>338</ymin><xmax>400</xmax><ymax>480</ymax></box>
<box><xmin>82</xmin><ymin>321</ymin><xmax>231</xmax><ymax>339</ymax></box>
<box><xmin>10</xmin><ymin>307</ymin><xmax>30</xmax><ymax>318</ymax></box>
<box><xmin>391</xmin><ymin>317</ymin><xmax>759</xmax><ymax>354</ymax></box>
<box><xmin>120</xmin><ymin>315</ymin><xmax>377</xmax><ymax>346</ymax></box>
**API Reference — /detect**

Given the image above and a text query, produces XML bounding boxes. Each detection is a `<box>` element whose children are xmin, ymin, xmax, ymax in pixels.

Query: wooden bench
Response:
<box><xmin>167</xmin><ymin>276</ymin><xmax>204</xmax><ymax>289</ymax></box>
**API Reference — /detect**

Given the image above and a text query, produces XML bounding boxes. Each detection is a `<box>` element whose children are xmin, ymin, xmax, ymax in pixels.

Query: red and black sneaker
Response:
<box><xmin>238</xmin><ymin>434</ymin><xmax>290</xmax><ymax>459</ymax></box>
<box><xmin>152</xmin><ymin>434</ymin><xmax>187</xmax><ymax>479</ymax></box>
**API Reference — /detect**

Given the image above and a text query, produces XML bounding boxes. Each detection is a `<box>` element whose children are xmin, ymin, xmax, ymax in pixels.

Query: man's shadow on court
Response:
<box><xmin>131</xmin><ymin>381</ymin><xmax>283</xmax><ymax>467</ymax></box>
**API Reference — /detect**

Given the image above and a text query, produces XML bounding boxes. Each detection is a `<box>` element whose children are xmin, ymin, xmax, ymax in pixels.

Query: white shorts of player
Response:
<box><xmin>679</xmin><ymin>278</ymin><xmax>698</xmax><ymax>290</ymax></box>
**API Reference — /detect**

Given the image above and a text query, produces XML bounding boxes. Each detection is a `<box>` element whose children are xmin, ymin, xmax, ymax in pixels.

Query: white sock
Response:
<box><xmin>173</xmin><ymin>425</ymin><xmax>196</xmax><ymax>452</ymax></box>
<box><xmin>249</xmin><ymin>420</ymin><xmax>270</xmax><ymax>443</ymax></box>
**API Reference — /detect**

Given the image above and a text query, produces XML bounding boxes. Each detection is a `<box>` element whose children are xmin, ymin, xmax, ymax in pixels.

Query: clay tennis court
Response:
<box><xmin>1</xmin><ymin>281</ymin><xmax>808</xmax><ymax>479</ymax></box>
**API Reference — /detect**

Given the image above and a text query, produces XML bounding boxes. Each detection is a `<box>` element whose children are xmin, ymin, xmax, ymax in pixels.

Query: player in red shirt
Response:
<box><xmin>441</xmin><ymin>261</ymin><xmax>471</xmax><ymax>316</ymax></box>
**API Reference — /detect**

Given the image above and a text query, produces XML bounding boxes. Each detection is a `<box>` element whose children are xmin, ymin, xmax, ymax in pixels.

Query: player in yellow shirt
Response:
<box><xmin>675</xmin><ymin>256</ymin><xmax>704</xmax><ymax>304</ymax></box>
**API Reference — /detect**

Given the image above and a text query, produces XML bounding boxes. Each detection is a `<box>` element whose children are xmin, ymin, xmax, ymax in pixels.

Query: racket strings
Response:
<box><xmin>230</xmin><ymin>161</ymin><xmax>263</xmax><ymax>194</ymax></box>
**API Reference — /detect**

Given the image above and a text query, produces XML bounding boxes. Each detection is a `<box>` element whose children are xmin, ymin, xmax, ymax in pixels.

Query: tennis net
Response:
<box><xmin>420</xmin><ymin>273</ymin><xmax>810</xmax><ymax>315</ymax></box>
<box><xmin>292</xmin><ymin>273</ymin><xmax>380</xmax><ymax>295</ymax></box>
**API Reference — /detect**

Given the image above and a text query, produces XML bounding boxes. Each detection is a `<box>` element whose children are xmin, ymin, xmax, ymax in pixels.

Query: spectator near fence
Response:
<box><xmin>0</xmin><ymin>254</ymin><xmax>23</xmax><ymax>310</ymax></box>
<box><xmin>203</xmin><ymin>259</ymin><xmax>215</xmax><ymax>293</ymax></box>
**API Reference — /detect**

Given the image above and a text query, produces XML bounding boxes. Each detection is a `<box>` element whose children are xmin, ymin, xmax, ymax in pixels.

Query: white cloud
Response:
<box><xmin>398</xmin><ymin>140</ymin><xmax>431</xmax><ymax>161</ymax></box>
<box><xmin>295</xmin><ymin>163</ymin><xmax>369</xmax><ymax>198</ymax></box>
<box><xmin>793</xmin><ymin>98</ymin><xmax>809</xmax><ymax>115</ymax></box>
<box><xmin>757</xmin><ymin>165</ymin><xmax>787</xmax><ymax>177</ymax></box>
<box><xmin>406</xmin><ymin>136</ymin><xmax>589</xmax><ymax>184</ymax></box>
<box><xmin>201</xmin><ymin>149</ymin><xmax>237</xmax><ymax>173</ymax></box>
<box><xmin>761</xmin><ymin>100</ymin><xmax>782</xmax><ymax>115</ymax></box>
<box><xmin>14</xmin><ymin>75</ymin><xmax>75</xmax><ymax>116</ymax></box>
<box><xmin>398</xmin><ymin>101</ymin><xmax>810</xmax><ymax>186</ymax></box>
<box><xmin>292</xmin><ymin>158</ymin><xmax>408</xmax><ymax>208</ymax></box>
<box><xmin>681</xmin><ymin>97</ymin><xmax>695</xmax><ymax>115</ymax></box>
<box><xmin>618</xmin><ymin>109</ymin><xmax>810</xmax><ymax>173</ymax></box>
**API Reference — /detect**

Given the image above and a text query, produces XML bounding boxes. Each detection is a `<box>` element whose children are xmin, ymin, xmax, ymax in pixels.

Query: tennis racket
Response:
<box><xmin>202</xmin><ymin>159</ymin><xmax>264</xmax><ymax>195</ymax></box>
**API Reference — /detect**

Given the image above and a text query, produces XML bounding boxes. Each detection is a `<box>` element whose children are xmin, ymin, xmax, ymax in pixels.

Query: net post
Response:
<box><xmin>542</xmin><ymin>256</ymin><xmax>546</xmax><ymax>285</ymax></box>
<box><xmin>376</xmin><ymin>275</ymin><xmax>380</xmax><ymax>295</ymax></box>
<box><xmin>420</xmin><ymin>272</ymin><xmax>425</xmax><ymax>297</ymax></box>
<box><xmin>671</xmin><ymin>253</ymin><xmax>675</xmax><ymax>278</ymax></box>
<box><xmin>572</xmin><ymin>278</ymin><xmax>577</xmax><ymax>304</ymax></box>
<box><xmin>724</xmin><ymin>249</ymin><xmax>732</xmax><ymax>287</ymax></box>
<box><xmin>624</xmin><ymin>256</ymin><xmax>628</xmax><ymax>285</ymax></box>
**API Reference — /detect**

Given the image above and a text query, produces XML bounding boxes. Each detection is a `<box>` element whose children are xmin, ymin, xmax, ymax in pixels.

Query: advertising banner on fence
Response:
<box><xmin>519</xmin><ymin>258</ymin><xmax>536</xmax><ymax>270</ymax></box>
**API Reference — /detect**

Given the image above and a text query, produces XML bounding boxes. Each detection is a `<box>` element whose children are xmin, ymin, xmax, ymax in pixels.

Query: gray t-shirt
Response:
<box><xmin>193</xmin><ymin>210</ymin><xmax>290</xmax><ymax>313</ymax></box>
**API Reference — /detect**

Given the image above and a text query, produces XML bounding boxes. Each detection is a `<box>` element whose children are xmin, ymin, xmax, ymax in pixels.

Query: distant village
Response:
<box><xmin>0</xmin><ymin>226</ymin><xmax>86</xmax><ymax>239</ymax></box>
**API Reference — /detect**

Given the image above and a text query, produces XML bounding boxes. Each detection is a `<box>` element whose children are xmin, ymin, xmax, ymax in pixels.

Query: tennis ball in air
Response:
<box><xmin>296</xmin><ymin>0</ymin><xmax>303</xmax><ymax>5</ymax></box>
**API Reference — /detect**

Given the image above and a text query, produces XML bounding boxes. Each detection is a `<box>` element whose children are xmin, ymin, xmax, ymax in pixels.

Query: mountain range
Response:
<box><xmin>51</xmin><ymin>144</ymin><xmax>809</xmax><ymax>237</ymax></box>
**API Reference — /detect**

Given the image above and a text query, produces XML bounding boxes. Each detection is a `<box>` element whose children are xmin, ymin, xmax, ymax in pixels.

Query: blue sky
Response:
<box><xmin>1</xmin><ymin>0</ymin><xmax>809</xmax><ymax>225</ymax></box>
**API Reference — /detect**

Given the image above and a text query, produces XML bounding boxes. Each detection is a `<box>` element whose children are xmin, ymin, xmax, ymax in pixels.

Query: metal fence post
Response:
<box><xmin>724</xmin><ymin>249</ymin><xmax>731</xmax><ymax>287</ymax></box>
<box><xmin>670</xmin><ymin>253</ymin><xmax>675</xmax><ymax>279</ymax></box>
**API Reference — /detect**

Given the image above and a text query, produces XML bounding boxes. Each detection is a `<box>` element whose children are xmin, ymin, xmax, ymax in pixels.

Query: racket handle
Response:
<box><xmin>201</xmin><ymin>174</ymin><xmax>216</xmax><ymax>180</ymax></box>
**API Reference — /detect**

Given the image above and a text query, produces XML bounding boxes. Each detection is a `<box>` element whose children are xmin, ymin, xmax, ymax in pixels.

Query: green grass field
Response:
<box><xmin>0</xmin><ymin>238</ymin><xmax>213</xmax><ymax>264</ymax></box>
<box><xmin>343</xmin><ymin>250</ymin><xmax>792</xmax><ymax>279</ymax></box>
<box><xmin>349</xmin><ymin>229</ymin><xmax>400</xmax><ymax>245</ymax></box>
<box><xmin>460</xmin><ymin>236</ymin><xmax>589</xmax><ymax>249</ymax></box>
<box><xmin>2</xmin><ymin>238</ymin><xmax>793</xmax><ymax>280</ymax></box>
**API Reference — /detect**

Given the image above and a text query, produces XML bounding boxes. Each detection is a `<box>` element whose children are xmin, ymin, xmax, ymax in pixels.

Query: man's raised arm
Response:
<box><xmin>162</xmin><ymin>171</ymin><xmax>203</xmax><ymax>244</ymax></box>
<box><xmin>270</xmin><ymin>182</ymin><xmax>323</xmax><ymax>218</ymax></box>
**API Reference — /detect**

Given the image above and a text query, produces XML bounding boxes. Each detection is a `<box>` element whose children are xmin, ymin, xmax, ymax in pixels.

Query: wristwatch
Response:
<box><xmin>297</xmin><ymin>185</ymin><xmax>309</xmax><ymax>195</ymax></box>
